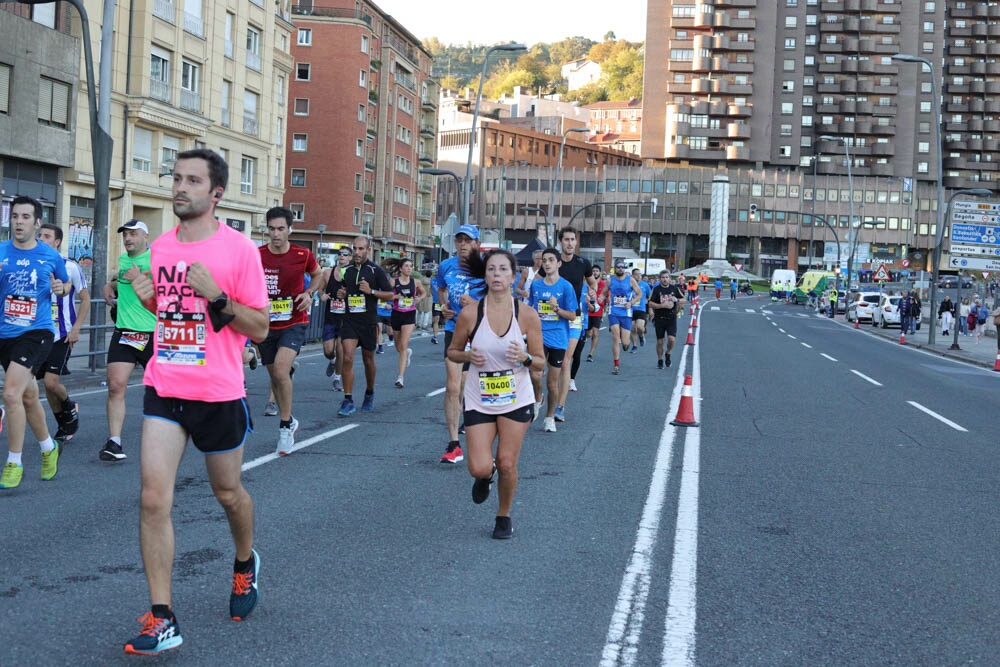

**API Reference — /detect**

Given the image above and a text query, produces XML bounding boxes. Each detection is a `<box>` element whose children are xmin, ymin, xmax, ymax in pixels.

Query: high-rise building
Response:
<box><xmin>286</xmin><ymin>1</ymin><xmax>438</xmax><ymax>264</ymax></box>
<box><xmin>3</xmin><ymin>0</ymin><xmax>294</xmax><ymax>266</ymax></box>
<box><xmin>642</xmin><ymin>0</ymin><xmax>999</xmax><ymax>191</ymax></box>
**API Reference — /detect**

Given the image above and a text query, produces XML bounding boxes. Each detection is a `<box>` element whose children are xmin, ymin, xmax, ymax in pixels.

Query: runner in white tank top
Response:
<box><xmin>447</xmin><ymin>249</ymin><xmax>544</xmax><ymax>540</ymax></box>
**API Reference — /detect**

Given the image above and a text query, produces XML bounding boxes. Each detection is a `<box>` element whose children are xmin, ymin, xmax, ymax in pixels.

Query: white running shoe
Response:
<box><xmin>395</xmin><ymin>376</ymin><xmax>404</xmax><ymax>388</ymax></box>
<box><xmin>534</xmin><ymin>402</ymin><xmax>543</xmax><ymax>421</ymax></box>
<box><xmin>543</xmin><ymin>417</ymin><xmax>557</xmax><ymax>433</ymax></box>
<box><xmin>569</xmin><ymin>379</ymin><xmax>578</xmax><ymax>392</ymax></box>
<box><xmin>277</xmin><ymin>417</ymin><xmax>299</xmax><ymax>456</ymax></box>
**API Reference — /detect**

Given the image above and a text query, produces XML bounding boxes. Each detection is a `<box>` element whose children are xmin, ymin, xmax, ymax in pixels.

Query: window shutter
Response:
<box><xmin>38</xmin><ymin>78</ymin><xmax>53</xmax><ymax>122</ymax></box>
<box><xmin>0</xmin><ymin>64</ymin><xmax>9</xmax><ymax>113</ymax></box>
<box><xmin>51</xmin><ymin>80</ymin><xmax>69</xmax><ymax>126</ymax></box>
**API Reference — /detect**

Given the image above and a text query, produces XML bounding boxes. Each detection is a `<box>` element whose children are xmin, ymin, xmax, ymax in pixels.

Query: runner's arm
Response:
<box><xmin>67</xmin><ymin>287</ymin><xmax>91</xmax><ymax>344</ymax></box>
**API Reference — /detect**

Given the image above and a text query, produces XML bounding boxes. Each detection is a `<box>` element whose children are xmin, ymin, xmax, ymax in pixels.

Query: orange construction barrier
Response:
<box><xmin>670</xmin><ymin>375</ymin><xmax>699</xmax><ymax>427</ymax></box>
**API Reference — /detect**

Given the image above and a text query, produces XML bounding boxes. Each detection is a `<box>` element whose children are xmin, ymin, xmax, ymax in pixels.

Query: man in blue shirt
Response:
<box><xmin>0</xmin><ymin>196</ymin><xmax>70</xmax><ymax>489</ymax></box>
<box><xmin>431</xmin><ymin>224</ymin><xmax>484</xmax><ymax>464</ymax></box>
<box><xmin>528</xmin><ymin>249</ymin><xmax>577</xmax><ymax>433</ymax></box>
<box><xmin>629</xmin><ymin>268</ymin><xmax>653</xmax><ymax>352</ymax></box>
<box><xmin>600</xmin><ymin>260</ymin><xmax>640</xmax><ymax>375</ymax></box>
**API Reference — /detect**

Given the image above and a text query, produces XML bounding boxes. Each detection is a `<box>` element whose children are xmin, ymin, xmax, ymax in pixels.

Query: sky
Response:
<box><xmin>371</xmin><ymin>0</ymin><xmax>647</xmax><ymax>47</ymax></box>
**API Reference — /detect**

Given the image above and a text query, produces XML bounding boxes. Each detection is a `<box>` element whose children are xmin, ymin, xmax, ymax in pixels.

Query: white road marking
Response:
<box><xmin>821</xmin><ymin>353</ymin><xmax>838</xmax><ymax>362</ymax></box>
<box><xmin>745</xmin><ymin>309</ymin><xmax>756</xmax><ymax>313</ymax></box>
<box><xmin>661</xmin><ymin>334</ymin><xmax>702</xmax><ymax>666</ymax></box>
<box><xmin>778</xmin><ymin>328</ymin><xmax>785</xmax><ymax>334</ymax></box>
<box><xmin>850</xmin><ymin>370</ymin><xmax>883</xmax><ymax>386</ymax></box>
<box><xmin>710</xmin><ymin>306</ymin><xmax>720</xmax><ymax>311</ymax></box>
<box><xmin>771</xmin><ymin>322</ymin><xmax>778</xmax><ymax>327</ymax></box>
<box><xmin>242</xmin><ymin>424</ymin><xmax>360</xmax><ymax>471</ymax></box>
<box><xmin>801</xmin><ymin>342</ymin><xmax>813</xmax><ymax>349</ymax></box>
<box><xmin>425</xmin><ymin>387</ymin><xmax>446</xmax><ymax>397</ymax></box>
<box><xmin>797</xmin><ymin>313</ymin><xmax>810</xmax><ymax>318</ymax></box>
<box><xmin>907</xmin><ymin>401</ymin><xmax>968</xmax><ymax>432</ymax></box>
<box><xmin>787</xmin><ymin>335</ymin><xmax>797</xmax><ymax>340</ymax></box>
<box><xmin>601</xmin><ymin>347</ymin><xmax>690</xmax><ymax>666</ymax></box>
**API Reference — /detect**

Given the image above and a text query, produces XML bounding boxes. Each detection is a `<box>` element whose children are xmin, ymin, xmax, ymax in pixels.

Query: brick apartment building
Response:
<box><xmin>585</xmin><ymin>99</ymin><xmax>643</xmax><ymax>155</ymax></box>
<box><xmin>286</xmin><ymin>1</ymin><xmax>437</xmax><ymax>264</ymax></box>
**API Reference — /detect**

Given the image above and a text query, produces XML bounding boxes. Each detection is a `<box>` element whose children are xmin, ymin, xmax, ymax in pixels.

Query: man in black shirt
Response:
<box><xmin>555</xmin><ymin>226</ymin><xmax>598</xmax><ymax>421</ymax></box>
<box><xmin>648</xmin><ymin>271</ymin><xmax>686</xmax><ymax>369</ymax></box>
<box><xmin>335</xmin><ymin>236</ymin><xmax>393</xmax><ymax>416</ymax></box>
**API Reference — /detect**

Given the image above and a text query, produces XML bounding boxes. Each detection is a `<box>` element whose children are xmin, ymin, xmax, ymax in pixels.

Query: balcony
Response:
<box><xmin>418</xmin><ymin>178</ymin><xmax>432</xmax><ymax>194</ymax></box>
<box><xmin>183</xmin><ymin>11</ymin><xmax>203</xmax><ymax>37</ymax></box>
<box><xmin>365</xmin><ymin>152</ymin><xmax>376</xmax><ymax>170</ymax></box>
<box><xmin>728</xmin><ymin>122</ymin><xmax>750</xmax><ymax>138</ymax></box>
<box><xmin>418</xmin><ymin>151</ymin><xmax>433</xmax><ymax>164</ymax></box>
<box><xmin>180</xmin><ymin>89</ymin><xmax>200</xmax><ymax>112</ymax></box>
<box><xmin>363</xmin><ymin>193</ymin><xmax>375</xmax><ymax>203</ymax></box>
<box><xmin>666</xmin><ymin>144</ymin><xmax>691</xmax><ymax>160</ymax></box>
<box><xmin>726</xmin><ymin>145</ymin><xmax>750</xmax><ymax>161</ymax></box>
<box><xmin>421</xmin><ymin>95</ymin><xmax>436</xmax><ymax>110</ymax></box>
<box><xmin>417</xmin><ymin>207</ymin><xmax>432</xmax><ymax>220</ymax></box>
<box><xmin>419</xmin><ymin>123</ymin><xmax>434</xmax><ymax>136</ymax></box>
<box><xmin>152</xmin><ymin>0</ymin><xmax>174</xmax><ymax>22</ymax></box>
<box><xmin>150</xmin><ymin>79</ymin><xmax>170</xmax><ymax>102</ymax></box>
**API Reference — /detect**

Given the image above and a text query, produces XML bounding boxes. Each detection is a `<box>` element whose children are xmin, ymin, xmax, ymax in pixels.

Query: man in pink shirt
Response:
<box><xmin>124</xmin><ymin>148</ymin><xmax>269</xmax><ymax>656</ymax></box>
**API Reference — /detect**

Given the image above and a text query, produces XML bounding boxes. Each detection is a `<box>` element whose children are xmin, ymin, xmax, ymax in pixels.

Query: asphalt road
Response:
<box><xmin>1</xmin><ymin>300</ymin><xmax>997</xmax><ymax>665</ymax></box>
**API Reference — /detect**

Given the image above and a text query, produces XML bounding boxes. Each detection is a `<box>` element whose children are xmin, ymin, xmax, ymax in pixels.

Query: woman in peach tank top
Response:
<box><xmin>447</xmin><ymin>250</ymin><xmax>544</xmax><ymax>540</ymax></box>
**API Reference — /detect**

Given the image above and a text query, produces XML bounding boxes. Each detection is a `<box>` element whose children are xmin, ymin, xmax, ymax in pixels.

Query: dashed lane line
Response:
<box><xmin>907</xmin><ymin>401</ymin><xmax>968</xmax><ymax>432</ymax></box>
<box><xmin>821</xmin><ymin>353</ymin><xmax>838</xmax><ymax>362</ymax></box>
<box><xmin>242</xmin><ymin>424</ymin><xmax>360</xmax><ymax>471</ymax></box>
<box><xmin>850</xmin><ymin>370</ymin><xmax>883</xmax><ymax>386</ymax></box>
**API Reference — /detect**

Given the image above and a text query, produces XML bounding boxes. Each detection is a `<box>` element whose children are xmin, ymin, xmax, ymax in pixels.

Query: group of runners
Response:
<box><xmin>0</xmin><ymin>152</ymin><xmax>691</xmax><ymax>655</ymax></box>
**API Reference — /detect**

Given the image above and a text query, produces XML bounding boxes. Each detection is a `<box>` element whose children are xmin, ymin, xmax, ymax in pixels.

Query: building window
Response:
<box><xmin>358</xmin><ymin>104</ymin><xmax>366</xmax><ymax>122</ymax></box>
<box><xmin>920</xmin><ymin>101</ymin><xmax>931</xmax><ymax>113</ymax></box>
<box><xmin>150</xmin><ymin>48</ymin><xmax>171</xmax><ymax>102</ymax></box>
<box><xmin>361</xmin><ymin>35</ymin><xmax>369</xmax><ymax>53</ymax></box>
<box><xmin>356</xmin><ymin>139</ymin><xmax>363</xmax><ymax>156</ymax></box>
<box><xmin>290</xmin><ymin>168</ymin><xmax>306</xmax><ymax>187</ymax></box>
<box><xmin>290</xmin><ymin>203</ymin><xmax>305</xmax><ymax>221</ymax></box>
<box><xmin>298</xmin><ymin>28</ymin><xmax>312</xmax><ymax>45</ymax></box>
<box><xmin>183</xmin><ymin>0</ymin><xmax>203</xmax><ymax>37</ymax></box>
<box><xmin>180</xmin><ymin>60</ymin><xmax>200</xmax><ymax>112</ymax></box>
<box><xmin>38</xmin><ymin>77</ymin><xmax>70</xmax><ymax>128</ymax></box>
<box><xmin>923</xmin><ymin>21</ymin><xmax>934</xmax><ymax>32</ymax></box>
<box><xmin>161</xmin><ymin>134</ymin><xmax>180</xmax><ymax>168</ymax></box>
<box><xmin>240</xmin><ymin>156</ymin><xmax>255</xmax><ymax>194</ymax></box>
<box><xmin>132</xmin><ymin>127</ymin><xmax>153</xmax><ymax>172</ymax></box>
<box><xmin>781</xmin><ymin>102</ymin><xmax>794</xmax><ymax>115</ymax></box>
<box><xmin>224</xmin><ymin>12</ymin><xmax>234</xmax><ymax>58</ymax></box>
<box><xmin>275</xmin><ymin>116</ymin><xmax>282</xmax><ymax>146</ymax></box>
<box><xmin>783</xmin><ymin>59</ymin><xmax>795</xmax><ymax>71</ymax></box>
<box><xmin>292</xmin><ymin>133</ymin><xmax>307</xmax><ymax>151</ymax></box>
<box><xmin>220</xmin><ymin>80</ymin><xmax>231</xmax><ymax>126</ymax></box>
<box><xmin>780</xmin><ymin>124</ymin><xmax>793</xmax><ymax>136</ymax></box>
<box><xmin>782</xmin><ymin>80</ymin><xmax>795</xmax><ymax>92</ymax></box>
<box><xmin>274</xmin><ymin>158</ymin><xmax>281</xmax><ymax>187</ymax></box>
<box><xmin>784</xmin><ymin>38</ymin><xmax>796</xmax><ymax>49</ymax></box>
<box><xmin>785</xmin><ymin>16</ymin><xmax>797</xmax><ymax>27</ymax></box>
<box><xmin>243</xmin><ymin>90</ymin><xmax>258</xmax><ymax>136</ymax></box>
<box><xmin>918</xmin><ymin>141</ymin><xmax>930</xmax><ymax>153</ymax></box>
<box><xmin>917</xmin><ymin>161</ymin><xmax>929</xmax><ymax>174</ymax></box>
<box><xmin>276</xmin><ymin>75</ymin><xmax>285</xmax><ymax>105</ymax></box>
<box><xmin>293</xmin><ymin>98</ymin><xmax>309</xmax><ymax>115</ymax></box>
<box><xmin>296</xmin><ymin>63</ymin><xmax>310</xmax><ymax>81</ymax></box>
<box><xmin>359</xmin><ymin>69</ymin><xmax>367</xmax><ymax>87</ymax></box>
<box><xmin>779</xmin><ymin>145</ymin><xmax>792</xmax><ymax>157</ymax></box>
<box><xmin>0</xmin><ymin>63</ymin><xmax>9</xmax><ymax>114</ymax></box>
<box><xmin>246</xmin><ymin>26</ymin><xmax>261</xmax><ymax>71</ymax></box>
<box><xmin>354</xmin><ymin>173</ymin><xmax>362</xmax><ymax>191</ymax></box>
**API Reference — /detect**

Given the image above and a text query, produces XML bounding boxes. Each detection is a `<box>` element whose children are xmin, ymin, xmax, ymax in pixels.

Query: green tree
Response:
<box><xmin>566</xmin><ymin>82</ymin><xmax>607</xmax><ymax>105</ymax></box>
<box><xmin>549</xmin><ymin>36</ymin><xmax>596</xmax><ymax>66</ymax></box>
<box><xmin>597</xmin><ymin>43</ymin><xmax>644</xmax><ymax>100</ymax></box>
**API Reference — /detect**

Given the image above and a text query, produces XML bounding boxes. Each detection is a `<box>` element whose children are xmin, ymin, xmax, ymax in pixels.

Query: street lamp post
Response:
<box><xmin>892</xmin><ymin>53</ymin><xmax>944</xmax><ymax>343</ymax></box>
<box><xmin>316</xmin><ymin>223</ymin><xmax>326</xmax><ymax>265</ymax></box>
<box><xmin>810</xmin><ymin>150</ymin><xmax>822</xmax><ymax>269</ymax></box>
<box><xmin>821</xmin><ymin>135</ymin><xmax>855</xmax><ymax>307</ymax></box>
<box><xmin>463</xmin><ymin>43</ymin><xmax>525</xmax><ymax>228</ymax></box>
<box><xmin>547</xmin><ymin>126</ymin><xmax>589</xmax><ymax>248</ymax></box>
<box><xmin>420</xmin><ymin>167</ymin><xmax>463</xmax><ymax>264</ymax></box>
<box><xmin>942</xmin><ymin>189</ymin><xmax>993</xmax><ymax>350</ymax></box>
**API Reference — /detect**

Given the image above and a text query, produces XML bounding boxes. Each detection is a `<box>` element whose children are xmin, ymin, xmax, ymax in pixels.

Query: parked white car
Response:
<box><xmin>872</xmin><ymin>294</ymin><xmax>923</xmax><ymax>329</ymax></box>
<box><xmin>846</xmin><ymin>292</ymin><xmax>882</xmax><ymax>322</ymax></box>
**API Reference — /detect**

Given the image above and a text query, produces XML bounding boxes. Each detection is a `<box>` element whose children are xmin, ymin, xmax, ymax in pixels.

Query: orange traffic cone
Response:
<box><xmin>757</xmin><ymin>293</ymin><xmax>761</xmax><ymax>301</ymax></box>
<box><xmin>685</xmin><ymin>325</ymin><xmax>695</xmax><ymax>346</ymax></box>
<box><xmin>899</xmin><ymin>330</ymin><xmax>906</xmax><ymax>345</ymax></box>
<box><xmin>691</xmin><ymin>312</ymin><xmax>698</xmax><ymax>329</ymax></box>
<box><xmin>993</xmin><ymin>351</ymin><xmax>1000</xmax><ymax>371</ymax></box>
<box><xmin>670</xmin><ymin>375</ymin><xmax>699</xmax><ymax>427</ymax></box>
<box><xmin>854</xmin><ymin>318</ymin><xmax>860</xmax><ymax>330</ymax></box>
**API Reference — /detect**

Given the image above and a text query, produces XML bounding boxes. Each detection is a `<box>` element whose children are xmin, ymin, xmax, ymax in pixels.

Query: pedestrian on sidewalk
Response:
<box><xmin>899</xmin><ymin>293</ymin><xmax>912</xmax><ymax>334</ymax></box>
<box><xmin>973</xmin><ymin>298</ymin><xmax>987</xmax><ymax>343</ymax></box>
<box><xmin>959</xmin><ymin>297</ymin><xmax>971</xmax><ymax>335</ymax></box>
<box><xmin>938</xmin><ymin>295</ymin><xmax>954</xmax><ymax>336</ymax></box>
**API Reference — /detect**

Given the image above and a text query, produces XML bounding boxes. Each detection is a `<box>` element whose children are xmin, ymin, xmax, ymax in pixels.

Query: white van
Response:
<box><xmin>770</xmin><ymin>269</ymin><xmax>797</xmax><ymax>298</ymax></box>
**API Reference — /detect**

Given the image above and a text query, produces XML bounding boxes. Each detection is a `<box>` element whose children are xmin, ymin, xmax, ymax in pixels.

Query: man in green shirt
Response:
<box><xmin>100</xmin><ymin>220</ymin><xmax>157</xmax><ymax>462</ymax></box>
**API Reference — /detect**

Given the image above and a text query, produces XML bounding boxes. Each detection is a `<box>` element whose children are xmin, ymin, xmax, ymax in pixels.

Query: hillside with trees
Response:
<box><xmin>422</xmin><ymin>33</ymin><xmax>643</xmax><ymax>104</ymax></box>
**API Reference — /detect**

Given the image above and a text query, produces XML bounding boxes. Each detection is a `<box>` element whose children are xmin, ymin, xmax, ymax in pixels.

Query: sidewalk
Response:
<box><xmin>843</xmin><ymin>316</ymin><xmax>1000</xmax><ymax>370</ymax></box>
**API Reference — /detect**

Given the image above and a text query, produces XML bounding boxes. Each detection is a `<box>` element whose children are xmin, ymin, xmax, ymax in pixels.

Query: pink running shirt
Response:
<box><xmin>144</xmin><ymin>223</ymin><xmax>268</xmax><ymax>402</ymax></box>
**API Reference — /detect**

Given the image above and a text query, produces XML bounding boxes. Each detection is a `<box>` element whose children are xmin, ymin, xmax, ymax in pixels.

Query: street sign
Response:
<box><xmin>949</xmin><ymin>256</ymin><xmax>1000</xmax><ymax>271</ymax></box>
<box><xmin>901</xmin><ymin>258</ymin><xmax>910</xmax><ymax>268</ymax></box>
<box><xmin>872</xmin><ymin>264</ymin><xmax>891</xmax><ymax>281</ymax></box>
<box><xmin>734</xmin><ymin>263</ymin><xmax>744</xmax><ymax>272</ymax></box>
<box><xmin>984</xmin><ymin>271</ymin><xmax>991</xmax><ymax>280</ymax></box>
